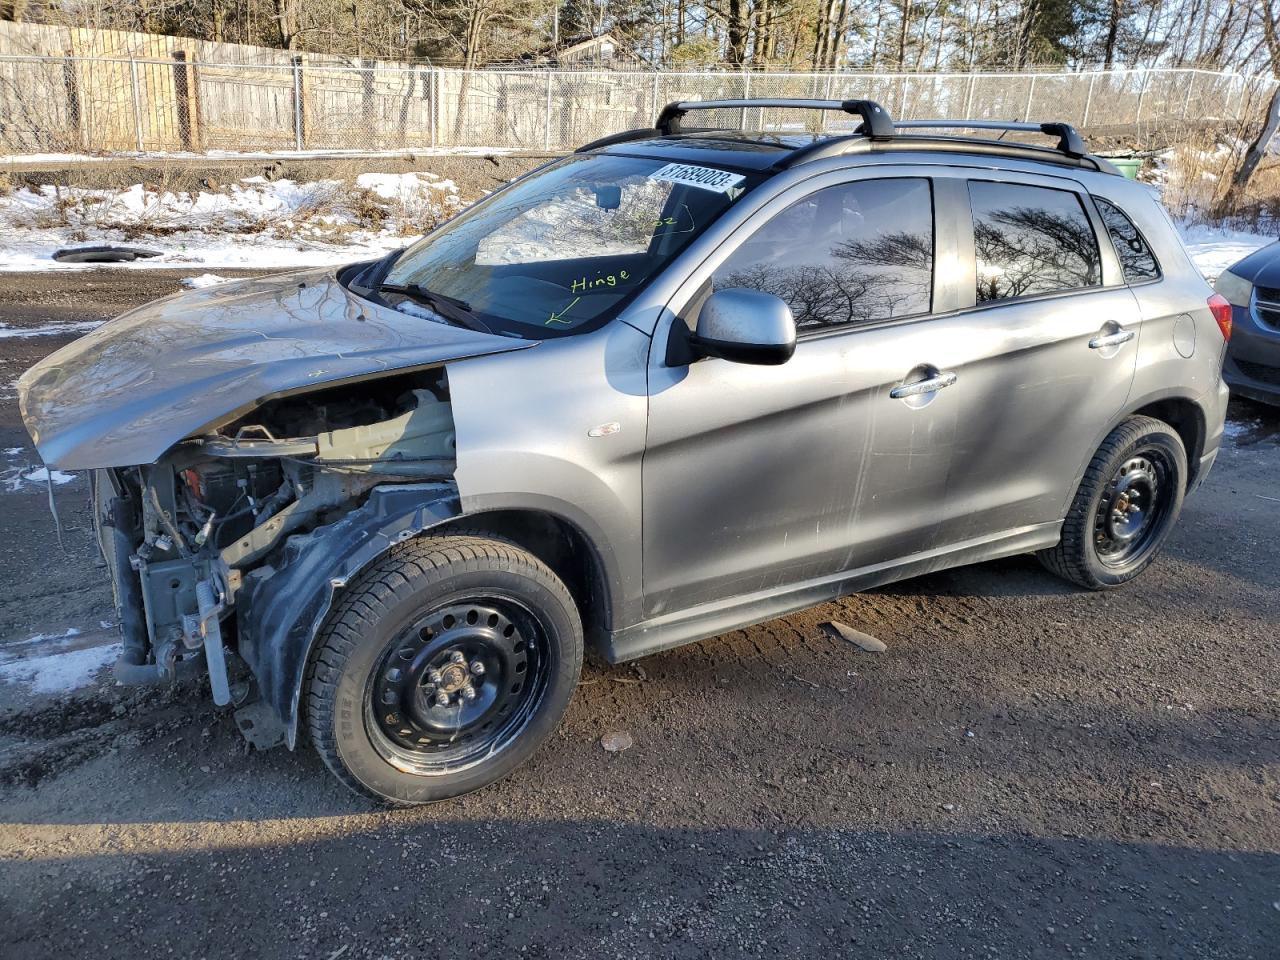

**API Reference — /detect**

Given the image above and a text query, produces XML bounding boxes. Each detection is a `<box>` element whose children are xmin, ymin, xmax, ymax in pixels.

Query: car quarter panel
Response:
<box><xmin>446</xmin><ymin>319</ymin><xmax>651</xmax><ymax>631</ymax></box>
<box><xmin>1084</xmin><ymin>179</ymin><xmax>1226</xmax><ymax>489</ymax></box>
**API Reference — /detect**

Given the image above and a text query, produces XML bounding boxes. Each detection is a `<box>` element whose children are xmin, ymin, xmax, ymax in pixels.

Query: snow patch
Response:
<box><xmin>3</xmin><ymin>466</ymin><xmax>78</xmax><ymax>492</ymax></box>
<box><xmin>182</xmin><ymin>273</ymin><xmax>231</xmax><ymax>289</ymax></box>
<box><xmin>1178</xmin><ymin>222</ymin><xmax>1275</xmax><ymax>282</ymax></box>
<box><xmin>0</xmin><ymin>173</ymin><xmax>461</xmax><ymax>272</ymax></box>
<box><xmin>356</xmin><ymin>171</ymin><xmax>456</xmax><ymax>198</ymax></box>
<box><xmin>9</xmin><ymin>628</ymin><xmax>81</xmax><ymax>647</ymax></box>
<box><xmin>0</xmin><ymin>636</ymin><xmax>119</xmax><ymax>694</ymax></box>
<box><xmin>0</xmin><ymin>320</ymin><xmax>104</xmax><ymax>338</ymax></box>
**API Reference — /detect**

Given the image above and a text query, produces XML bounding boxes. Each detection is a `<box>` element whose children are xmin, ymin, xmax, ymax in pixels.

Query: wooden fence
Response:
<box><xmin>1</xmin><ymin>21</ymin><xmax>1275</xmax><ymax>157</ymax></box>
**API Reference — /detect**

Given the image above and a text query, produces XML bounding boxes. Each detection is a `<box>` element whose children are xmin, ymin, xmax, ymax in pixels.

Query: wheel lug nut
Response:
<box><xmin>427</xmin><ymin>668</ymin><xmax>442</xmax><ymax>683</ymax></box>
<box><xmin>450</xmin><ymin>651</ymin><xmax>466</xmax><ymax>664</ymax></box>
<box><xmin>470</xmin><ymin>661</ymin><xmax>485</xmax><ymax>676</ymax></box>
<box><xmin>435</xmin><ymin>691</ymin><xmax>450</xmax><ymax>707</ymax></box>
<box><xmin>461</xmin><ymin>686</ymin><xmax>477</xmax><ymax>702</ymax></box>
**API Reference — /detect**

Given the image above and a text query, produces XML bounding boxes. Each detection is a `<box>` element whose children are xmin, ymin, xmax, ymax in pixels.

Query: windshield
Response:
<box><xmin>372</xmin><ymin>153</ymin><xmax>758</xmax><ymax>337</ymax></box>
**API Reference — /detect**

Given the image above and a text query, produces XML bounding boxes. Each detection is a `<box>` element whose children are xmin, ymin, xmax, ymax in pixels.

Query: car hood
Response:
<box><xmin>18</xmin><ymin>267</ymin><xmax>535</xmax><ymax>469</ymax></box>
<box><xmin>1227</xmin><ymin>241</ymin><xmax>1280</xmax><ymax>286</ymax></box>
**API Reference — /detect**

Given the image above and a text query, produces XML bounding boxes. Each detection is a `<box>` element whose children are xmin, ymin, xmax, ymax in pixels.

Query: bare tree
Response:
<box><xmin>1223</xmin><ymin>0</ymin><xmax>1280</xmax><ymax>207</ymax></box>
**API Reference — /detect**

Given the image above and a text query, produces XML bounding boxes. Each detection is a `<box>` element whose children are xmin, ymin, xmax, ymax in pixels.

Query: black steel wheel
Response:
<box><xmin>1091</xmin><ymin>451</ymin><xmax>1175</xmax><ymax>568</ymax></box>
<box><xmin>306</xmin><ymin>534</ymin><xmax>582</xmax><ymax>805</ymax></box>
<box><xmin>1039</xmin><ymin>416</ymin><xmax>1187</xmax><ymax>589</ymax></box>
<box><xmin>366</xmin><ymin>598</ymin><xmax>550</xmax><ymax>775</ymax></box>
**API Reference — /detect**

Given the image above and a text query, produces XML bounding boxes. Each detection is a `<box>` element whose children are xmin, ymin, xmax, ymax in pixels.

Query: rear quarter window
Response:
<box><xmin>1094</xmin><ymin>197</ymin><xmax>1162</xmax><ymax>284</ymax></box>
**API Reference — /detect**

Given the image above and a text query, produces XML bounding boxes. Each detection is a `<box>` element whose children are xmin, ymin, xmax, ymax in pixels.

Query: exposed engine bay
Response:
<box><xmin>93</xmin><ymin>369</ymin><xmax>457</xmax><ymax>723</ymax></box>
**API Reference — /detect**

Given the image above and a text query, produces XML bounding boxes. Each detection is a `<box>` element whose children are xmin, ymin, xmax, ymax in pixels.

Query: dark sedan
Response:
<box><xmin>1217</xmin><ymin>241</ymin><xmax>1280</xmax><ymax>405</ymax></box>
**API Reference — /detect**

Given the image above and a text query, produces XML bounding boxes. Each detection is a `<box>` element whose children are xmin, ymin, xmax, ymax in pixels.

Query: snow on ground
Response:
<box><xmin>0</xmin><ymin>172</ymin><xmax>463</xmax><ymax>271</ymax></box>
<box><xmin>181</xmin><ymin>273</ymin><xmax>231</xmax><ymax>289</ymax></box>
<box><xmin>1179</xmin><ymin>222</ymin><xmax>1274</xmax><ymax>282</ymax></box>
<box><xmin>2</xmin><ymin>464</ymin><xmax>78</xmax><ymax>492</ymax></box>
<box><xmin>0</xmin><ymin>628</ymin><xmax>119</xmax><ymax>694</ymax></box>
<box><xmin>0</xmin><ymin>320</ymin><xmax>104</xmax><ymax>338</ymax></box>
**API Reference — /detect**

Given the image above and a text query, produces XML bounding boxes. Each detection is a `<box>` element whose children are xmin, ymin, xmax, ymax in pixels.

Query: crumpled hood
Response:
<box><xmin>18</xmin><ymin>267</ymin><xmax>534</xmax><ymax>469</ymax></box>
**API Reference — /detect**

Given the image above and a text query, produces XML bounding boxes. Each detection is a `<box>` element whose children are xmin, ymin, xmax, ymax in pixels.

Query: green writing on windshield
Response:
<box><xmin>546</xmin><ymin>296</ymin><xmax>580</xmax><ymax>325</ymax></box>
<box><xmin>571</xmin><ymin>269</ymin><xmax>629</xmax><ymax>293</ymax></box>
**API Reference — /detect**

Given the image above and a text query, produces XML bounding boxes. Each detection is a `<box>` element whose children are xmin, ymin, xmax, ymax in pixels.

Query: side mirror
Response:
<box><xmin>687</xmin><ymin>288</ymin><xmax>796</xmax><ymax>366</ymax></box>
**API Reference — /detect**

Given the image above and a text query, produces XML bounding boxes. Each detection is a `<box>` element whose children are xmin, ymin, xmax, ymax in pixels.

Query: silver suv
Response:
<box><xmin>19</xmin><ymin>99</ymin><xmax>1231</xmax><ymax>804</ymax></box>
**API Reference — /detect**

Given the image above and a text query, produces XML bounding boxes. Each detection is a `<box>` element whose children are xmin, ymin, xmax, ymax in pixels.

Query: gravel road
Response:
<box><xmin>0</xmin><ymin>269</ymin><xmax>1277</xmax><ymax>960</ymax></box>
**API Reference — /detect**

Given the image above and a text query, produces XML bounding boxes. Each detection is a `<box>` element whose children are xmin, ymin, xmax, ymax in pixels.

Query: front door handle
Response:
<box><xmin>1089</xmin><ymin>328</ymin><xmax>1136</xmax><ymax>349</ymax></box>
<box><xmin>889</xmin><ymin>371</ymin><xmax>958</xmax><ymax>399</ymax></box>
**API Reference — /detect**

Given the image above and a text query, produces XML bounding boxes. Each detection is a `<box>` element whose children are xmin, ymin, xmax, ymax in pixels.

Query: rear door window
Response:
<box><xmin>711</xmin><ymin>177</ymin><xmax>934</xmax><ymax>331</ymax></box>
<box><xmin>1094</xmin><ymin>197</ymin><xmax>1161</xmax><ymax>283</ymax></box>
<box><xmin>968</xmin><ymin>181</ymin><xmax>1102</xmax><ymax>303</ymax></box>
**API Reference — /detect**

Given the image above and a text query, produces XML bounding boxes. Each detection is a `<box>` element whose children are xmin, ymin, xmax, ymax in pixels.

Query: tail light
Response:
<box><xmin>1208</xmin><ymin>293</ymin><xmax>1232</xmax><ymax>341</ymax></box>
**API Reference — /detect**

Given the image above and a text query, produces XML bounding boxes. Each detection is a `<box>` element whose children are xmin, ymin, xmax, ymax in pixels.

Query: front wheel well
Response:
<box><xmin>429</xmin><ymin>510</ymin><xmax>610</xmax><ymax>646</ymax></box>
<box><xmin>1129</xmin><ymin>398</ymin><xmax>1206</xmax><ymax>488</ymax></box>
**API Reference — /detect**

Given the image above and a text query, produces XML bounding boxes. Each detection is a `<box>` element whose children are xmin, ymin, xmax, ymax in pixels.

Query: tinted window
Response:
<box><xmin>1095</xmin><ymin>197</ymin><xmax>1161</xmax><ymax>283</ymax></box>
<box><xmin>712</xmin><ymin>178</ymin><xmax>933</xmax><ymax>330</ymax></box>
<box><xmin>969</xmin><ymin>181</ymin><xmax>1101</xmax><ymax>303</ymax></box>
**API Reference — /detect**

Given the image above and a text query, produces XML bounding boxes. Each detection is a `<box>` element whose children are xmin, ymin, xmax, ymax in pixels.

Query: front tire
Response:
<box><xmin>1038</xmin><ymin>416</ymin><xmax>1187</xmax><ymax>590</ymax></box>
<box><xmin>306</xmin><ymin>535</ymin><xmax>583</xmax><ymax>805</ymax></box>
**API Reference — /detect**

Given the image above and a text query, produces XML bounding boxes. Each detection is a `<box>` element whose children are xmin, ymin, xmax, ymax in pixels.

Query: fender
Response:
<box><xmin>236</xmin><ymin>483</ymin><xmax>462</xmax><ymax>748</ymax></box>
<box><xmin>1057</xmin><ymin>384</ymin><xmax>1210</xmax><ymax>516</ymax></box>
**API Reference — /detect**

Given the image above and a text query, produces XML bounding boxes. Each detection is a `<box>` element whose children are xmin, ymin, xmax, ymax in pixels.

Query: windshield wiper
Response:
<box><xmin>378</xmin><ymin>283</ymin><xmax>492</xmax><ymax>334</ymax></box>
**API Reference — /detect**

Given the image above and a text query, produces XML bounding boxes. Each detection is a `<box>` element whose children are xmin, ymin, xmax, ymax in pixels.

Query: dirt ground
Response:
<box><xmin>0</xmin><ymin>268</ymin><xmax>1277</xmax><ymax>960</ymax></box>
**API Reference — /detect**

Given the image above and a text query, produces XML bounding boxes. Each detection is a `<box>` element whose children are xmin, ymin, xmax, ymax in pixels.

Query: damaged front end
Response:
<box><xmin>94</xmin><ymin>371</ymin><xmax>462</xmax><ymax>744</ymax></box>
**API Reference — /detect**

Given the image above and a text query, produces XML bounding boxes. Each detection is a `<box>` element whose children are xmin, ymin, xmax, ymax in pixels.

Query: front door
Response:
<box><xmin>641</xmin><ymin>175</ymin><xmax>963</xmax><ymax>619</ymax></box>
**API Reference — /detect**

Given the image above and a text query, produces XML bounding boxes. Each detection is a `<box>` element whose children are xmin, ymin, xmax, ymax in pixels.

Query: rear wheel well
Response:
<box><xmin>430</xmin><ymin>511</ymin><xmax>610</xmax><ymax>646</ymax></box>
<box><xmin>1130</xmin><ymin>398</ymin><xmax>1205</xmax><ymax>487</ymax></box>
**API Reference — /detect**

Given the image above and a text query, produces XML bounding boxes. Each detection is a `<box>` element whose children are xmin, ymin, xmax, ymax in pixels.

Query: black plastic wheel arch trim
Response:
<box><xmin>235</xmin><ymin>482</ymin><xmax>462</xmax><ymax>749</ymax></box>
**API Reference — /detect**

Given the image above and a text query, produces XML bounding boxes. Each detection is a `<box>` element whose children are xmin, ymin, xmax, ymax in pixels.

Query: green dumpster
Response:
<box><xmin>1105</xmin><ymin>157</ymin><xmax>1142</xmax><ymax>180</ymax></box>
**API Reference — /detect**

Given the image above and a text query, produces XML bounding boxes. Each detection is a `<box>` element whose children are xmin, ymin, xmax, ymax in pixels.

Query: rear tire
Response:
<box><xmin>1038</xmin><ymin>416</ymin><xmax>1187</xmax><ymax>590</ymax></box>
<box><xmin>305</xmin><ymin>534</ymin><xmax>582</xmax><ymax>805</ymax></box>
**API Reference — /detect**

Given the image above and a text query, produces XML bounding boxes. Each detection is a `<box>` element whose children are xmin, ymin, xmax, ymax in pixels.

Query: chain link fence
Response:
<box><xmin>0</xmin><ymin>55</ymin><xmax>1274</xmax><ymax>157</ymax></box>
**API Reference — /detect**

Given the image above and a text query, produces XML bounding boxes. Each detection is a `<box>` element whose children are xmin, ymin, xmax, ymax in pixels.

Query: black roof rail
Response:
<box><xmin>577</xmin><ymin>100</ymin><xmax>1109</xmax><ymax>174</ymax></box>
<box><xmin>655</xmin><ymin>98</ymin><xmax>893</xmax><ymax>138</ymax></box>
<box><xmin>574</xmin><ymin>127</ymin><xmax>661</xmax><ymax>153</ymax></box>
<box><xmin>893</xmin><ymin>119</ymin><xmax>1088</xmax><ymax>158</ymax></box>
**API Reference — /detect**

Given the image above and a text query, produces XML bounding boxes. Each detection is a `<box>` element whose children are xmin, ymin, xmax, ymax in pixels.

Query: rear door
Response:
<box><xmin>936</xmin><ymin>175</ymin><xmax>1143</xmax><ymax>543</ymax></box>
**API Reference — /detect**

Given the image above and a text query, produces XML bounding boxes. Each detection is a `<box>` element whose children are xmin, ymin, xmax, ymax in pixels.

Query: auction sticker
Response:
<box><xmin>649</xmin><ymin>162</ymin><xmax>745</xmax><ymax>194</ymax></box>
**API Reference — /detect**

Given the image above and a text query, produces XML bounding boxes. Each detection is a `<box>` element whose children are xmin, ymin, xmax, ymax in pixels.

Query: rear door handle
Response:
<box><xmin>1088</xmin><ymin>328</ymin><xmax>1136</xmax><ymax>349</ymax></box>
<box><xmin>889</xmin><ymin>371</ymin><xmax>958</xmax><ymax>399</ymax></box>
